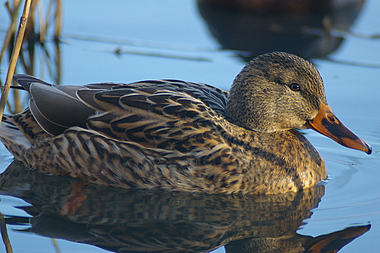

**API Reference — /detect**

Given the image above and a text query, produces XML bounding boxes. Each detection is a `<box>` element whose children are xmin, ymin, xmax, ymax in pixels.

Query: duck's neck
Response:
<box><xmin>224</xmin><ymin>107</ymin><xmax>279</xmax><ymax>133</ymax></box>
<box><xmin>225</xmin><ymin>123</ymin><xmax>322</xmax><ymax>166</ymax></box>
<box><xmin>220</xmin><ymin>121</ymin><xmax>326</xmax><ymax>192</ymax></box>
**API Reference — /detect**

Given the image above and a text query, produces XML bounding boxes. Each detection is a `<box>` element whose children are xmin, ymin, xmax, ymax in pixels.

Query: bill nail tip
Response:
<box><xmin>366</xmin><ymin>144</ymin><xmax>372</xmax><ymax>155</ymax></box>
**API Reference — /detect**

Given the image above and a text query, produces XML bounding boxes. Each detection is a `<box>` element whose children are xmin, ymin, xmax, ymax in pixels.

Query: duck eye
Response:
<box><xmin>289</xmin><ymin>83</ymin><xmax>301</xmax><ymax>92</ymax></box>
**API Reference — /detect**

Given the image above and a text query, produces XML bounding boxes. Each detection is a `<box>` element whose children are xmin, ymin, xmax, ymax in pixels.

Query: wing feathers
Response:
<box><xmin>13</xmin><ymin>75</ymin><xmax>229</xmax><ymax>151</ymax></box>
<box><xmin>82</xmin><ymin>82</ymin><xmax>228</xmax><ymax>149</ymax></box>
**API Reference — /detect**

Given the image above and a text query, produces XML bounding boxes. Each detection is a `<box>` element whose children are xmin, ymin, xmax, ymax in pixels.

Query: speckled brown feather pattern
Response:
<box><xmin>0</xmin><ymin>52</ymin><xmax>333</xmax><ymax>194</ymax></box>
<box><xmin>21</xmin><ymin>126</ymin><xmax>324</xmax><ymax>194</ymax></box>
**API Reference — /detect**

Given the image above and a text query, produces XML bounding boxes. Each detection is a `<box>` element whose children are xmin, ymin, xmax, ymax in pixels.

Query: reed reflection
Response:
<box><xmin>0</xmin><ymin>161</ymin><xmax>370</xmax><ymax>253</ymax></box>
<box><xmin>0</xmin><ymin>0</ymin><xmax>62</xmax><ymax>114</ymax></box>
<box><xmin>197</xmin><ymin>0</ymin><xmax>365</xmax><ymax>61</ymax></box>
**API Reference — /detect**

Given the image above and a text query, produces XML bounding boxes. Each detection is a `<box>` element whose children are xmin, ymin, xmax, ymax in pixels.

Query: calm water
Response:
<box><xmin>0</xmin><ymin>0</ymin><xmax>379</xmax><ymax>252</ymax></box>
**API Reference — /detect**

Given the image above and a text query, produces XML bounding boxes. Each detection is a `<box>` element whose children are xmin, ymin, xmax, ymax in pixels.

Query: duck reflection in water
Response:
<box><xmin>0</xmin><ymin>162</ymin><xmax>370</xmax><ymax>253</ymax></box>
<box><xmin>197</xmin><ymin>0</ymin><xmax>366</xmax><ymax>61</ymax></box>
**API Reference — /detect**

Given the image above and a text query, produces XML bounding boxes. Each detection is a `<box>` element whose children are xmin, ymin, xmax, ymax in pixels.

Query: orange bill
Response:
<box><xmin>306</xmin><ymin>103</ymin><xmax>372</xmax><ymax>154</ymax></box>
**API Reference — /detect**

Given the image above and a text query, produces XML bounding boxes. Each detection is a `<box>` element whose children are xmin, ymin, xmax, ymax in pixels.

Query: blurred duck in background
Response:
<box><xmin>197</xmin><ymin>0</ymin><xmax>365</xmax><ymax>61</ymax></box>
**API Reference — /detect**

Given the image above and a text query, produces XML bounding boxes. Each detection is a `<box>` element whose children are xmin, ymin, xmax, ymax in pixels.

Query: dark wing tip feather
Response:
<box><xmin>13</xmin><ymin>74</ymin><xmax>53</xmax><ymax>92</ymax></box>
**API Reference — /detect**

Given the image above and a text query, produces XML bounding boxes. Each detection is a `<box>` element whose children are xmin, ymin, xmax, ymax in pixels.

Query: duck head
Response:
<box><xmin>226</xmin><ymin>52</ymin><xmax>372</xmax><ymax>154</ymax></box>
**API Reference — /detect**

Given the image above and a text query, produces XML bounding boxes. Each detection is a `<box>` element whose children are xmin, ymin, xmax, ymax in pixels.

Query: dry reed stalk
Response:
<box><xmin>0</xmin><ymin>211</ymin><xmax>13</xmax><ymax>253</ymax></box>
<box><xmin>0</xmin><ymin>0</ymin><xmax>32</xmax><ymax>124</ymax></box>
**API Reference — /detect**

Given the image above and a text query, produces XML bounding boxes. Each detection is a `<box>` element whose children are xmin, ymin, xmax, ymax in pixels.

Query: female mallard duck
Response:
<box><xmin>0</xmin><ymin>52</ymin><xmax>371</xmax><ymax>194</ymax></box>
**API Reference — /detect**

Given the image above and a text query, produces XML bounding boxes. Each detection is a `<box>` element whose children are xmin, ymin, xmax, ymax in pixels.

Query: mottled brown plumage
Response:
<box><xmin>0</xmin><ymin>52</ymin><xmax>371</xmax><ymax>194</ymax></box>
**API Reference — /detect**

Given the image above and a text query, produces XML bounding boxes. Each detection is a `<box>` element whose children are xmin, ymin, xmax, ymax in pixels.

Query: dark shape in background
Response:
<box><xmin>0</xmin><ymin>161</ymin><xmax>370</xmax><ymax>253</ymax></box>
<box><xmin>197</xmin><ymin>0</ymin><xmax>366</xmax><ymax>61</ymax></box>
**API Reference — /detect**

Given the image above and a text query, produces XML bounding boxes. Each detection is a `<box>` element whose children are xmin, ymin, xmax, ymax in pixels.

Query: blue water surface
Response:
<box><xmin>0</xmin><ymin>1</ymin><xmax>379</xmax><ymax>252</ymax></box>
